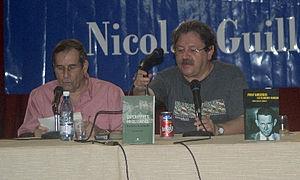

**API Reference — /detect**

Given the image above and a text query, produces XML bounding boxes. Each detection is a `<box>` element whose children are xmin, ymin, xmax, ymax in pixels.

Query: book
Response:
<box><xmin>243</xmin><ymin>89</ymin><xmax>280</xmax><ymax>140</ymax></box>
<box><xmin>122</xmin><ymin>96</ymin><xmax>155</xmax><ymax>144</ymax></box>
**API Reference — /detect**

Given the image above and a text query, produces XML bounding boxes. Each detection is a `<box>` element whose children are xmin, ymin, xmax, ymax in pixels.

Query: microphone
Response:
<box><xmin>136</xmin><ymin>48</ymin><xmax>164</xmax><ymax>96</ymax></box>
<box><xmin>138</xmin><ymin>48</ymin><xmax>164</xmax><ymax>72</ymax></box>
<box><xmin>52</xmin><ymin>86</ymin><xmax>64</xmax><ymax>114</ymax></box>
<box><xmin>190</xmin><ymin>80</ymin><xmax>201</xmax><ymax>114</ymax></box>
<box><xmin>42</xmin><ymin>86</ymin><xmax>64</xmax><ymax>139</ymax></box>
<box><xmin>180</xmin><ymin>80</ymin><xmax>213</xmax><ymax>137</ymax></box>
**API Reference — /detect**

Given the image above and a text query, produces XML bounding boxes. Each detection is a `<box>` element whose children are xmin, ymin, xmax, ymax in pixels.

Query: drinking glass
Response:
<box><xmin>279</xmin><ymin>115</ymin><xmax>289</xmax><ymax>136</ymax></box>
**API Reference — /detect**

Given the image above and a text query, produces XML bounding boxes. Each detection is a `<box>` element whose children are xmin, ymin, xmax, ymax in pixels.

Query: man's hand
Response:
<box><xmin>134</xmin><ymin>70</ymin><xmax>152</xmax><ymax>87</ymax></box>
<box><xmin>34</xmin><ymin>125</ymin><xmax>49</xmax><ymax>137</ymax></box>
<box><xmin>194</xmin><ymin>115</ymin><xmax>245</xmax><ymax>135</ymax></box>
<box><xmin>194</xmin><ymin>115</ymin><xmax>216</xmax><ymax>135</ymax></box>
<box><xmin>133</xmin><ymin>70</ymin><xmax>154</xmax><ymax>95</ymax></box>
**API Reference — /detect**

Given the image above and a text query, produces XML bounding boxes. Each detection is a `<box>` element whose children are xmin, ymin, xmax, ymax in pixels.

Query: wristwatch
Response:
<box><xmin>216</xmin><ymin>125</ymin><xmax>224</xmax><ymax>135</ymax></box>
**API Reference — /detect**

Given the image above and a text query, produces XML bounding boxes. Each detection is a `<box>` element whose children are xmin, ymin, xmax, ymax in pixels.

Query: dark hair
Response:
<box><xmin>172</xmin><ymin>20</ymin><xmax>217</xmax><ymax>60</ymax></box>
<box><xmin>256</xmin><ymin>107</ymin><xmax>277</xmax><ymax>122</ymax></box>
<box><xmin>52</xmin><ymin>39</ymin><xmax>87</xmax><ymax>66</ymax></box>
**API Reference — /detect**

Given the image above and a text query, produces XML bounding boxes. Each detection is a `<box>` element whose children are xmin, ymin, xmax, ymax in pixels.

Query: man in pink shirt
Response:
<box><xmin>18</xmin><ymin>39</ymin><xmax>124</xmax><ymax>137</ymax></box>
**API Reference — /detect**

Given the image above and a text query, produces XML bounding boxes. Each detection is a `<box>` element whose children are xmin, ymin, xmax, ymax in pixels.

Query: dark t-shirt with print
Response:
<box><xmin>149</xmin><ymin>60</ymin><xmax>248</xmax><ymax>133</ymax></box>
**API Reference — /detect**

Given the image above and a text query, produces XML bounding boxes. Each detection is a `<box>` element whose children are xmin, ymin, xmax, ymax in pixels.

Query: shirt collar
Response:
<box><xmin>259</xmin><ymin>132</ymin><xmax>276</xmax><ymax>140</ymax></box>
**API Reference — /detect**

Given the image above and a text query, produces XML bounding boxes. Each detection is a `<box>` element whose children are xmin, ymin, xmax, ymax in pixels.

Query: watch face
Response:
<box><xmin>218</xmin><ymin>127</ymin><xmax>224</xmax><ymax>134</ymax></box>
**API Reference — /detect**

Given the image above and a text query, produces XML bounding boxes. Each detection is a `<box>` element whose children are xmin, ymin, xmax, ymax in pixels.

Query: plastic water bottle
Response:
<box><xmin>59</xmin><ymin>91</ymin><xmax>74</xmax><ymax>141</ymax></box>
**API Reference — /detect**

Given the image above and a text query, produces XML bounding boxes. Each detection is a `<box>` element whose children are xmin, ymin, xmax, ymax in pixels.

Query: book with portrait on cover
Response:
<box><xmin>243</xmin><ymin>88</ymin><xmax>280</xmax><ymax>141</ymax></box>
<box><xmin>122</xmin><ymin>96</ymin><xmax>155</xmax><ymax>144</ymax></box>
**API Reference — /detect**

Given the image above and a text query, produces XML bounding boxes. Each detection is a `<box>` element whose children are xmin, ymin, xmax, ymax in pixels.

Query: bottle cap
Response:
<box><xmin>63</xmin><ymin>91</ymin><xmax>70</xmax><ymax>97</ymax></box>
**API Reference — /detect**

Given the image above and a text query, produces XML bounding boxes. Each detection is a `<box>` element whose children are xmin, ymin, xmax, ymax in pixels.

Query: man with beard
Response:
<box><xmin>251</xmin><ymin>107</ymin><xmax>280</xmax><ymax>140</ymax></box>
<box><xmin>133</xmin><ymin>20</ymin><xmax>248</xmax><ymax>135</ymax></box>
<box><xmin>18</xmin><ymin>39</ymin><xmax>124</xmax><ymax>138</ymax></box>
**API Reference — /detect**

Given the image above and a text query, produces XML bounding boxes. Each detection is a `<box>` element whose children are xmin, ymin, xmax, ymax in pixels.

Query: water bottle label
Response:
<box><xmin>60</xmin><ymin>125</ymin><xmax>73</xmax><ymax>134</ymax></box>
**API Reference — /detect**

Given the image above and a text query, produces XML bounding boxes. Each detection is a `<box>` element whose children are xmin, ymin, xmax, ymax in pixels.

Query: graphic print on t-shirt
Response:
<box><xmin>173</xmin><ymin>99</ymin><xmax>226</xmax><ymax>122</ymax></box>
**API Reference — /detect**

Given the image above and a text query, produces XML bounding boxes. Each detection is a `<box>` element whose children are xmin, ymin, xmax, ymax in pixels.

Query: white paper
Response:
<box><xmin>38</xmin><ymin>116</ymin><xmax>55</xmax><ymax>131</ymax></box>
<box><xmin>38</xmin><ymin>112</ymin><xmax>82</xmax><ymax>131</ymax></box>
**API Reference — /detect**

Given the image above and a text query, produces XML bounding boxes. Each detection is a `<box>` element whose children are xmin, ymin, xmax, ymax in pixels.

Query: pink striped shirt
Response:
<box><xmin>18</xmin><ymin>77</ymin><xmax>124</xmax><ymax>136</ymax></box>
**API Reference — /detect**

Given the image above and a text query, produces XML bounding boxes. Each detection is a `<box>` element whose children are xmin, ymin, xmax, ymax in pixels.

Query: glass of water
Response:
<box><xmin>279</xmin><ymin>115</ymin><xmax>289</xmax><ymax>136</ymax></box>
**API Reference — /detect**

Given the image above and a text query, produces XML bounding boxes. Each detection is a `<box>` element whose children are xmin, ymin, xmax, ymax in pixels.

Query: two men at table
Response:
<box><xmin>18</xmin><ymin>39</ymin><xmax>124</xmax><ymax>137</ymax></box>
<box><xmin>18</xmin><ymin>19</ymin><xmax>248</xmax><ymax>137</ymax></box>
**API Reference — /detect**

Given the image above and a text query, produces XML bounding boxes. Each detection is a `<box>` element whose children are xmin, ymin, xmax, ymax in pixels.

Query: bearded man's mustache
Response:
<box><xmin>181</xmin><ymin>59</ymin><xmax>194</xmax><ymax>65</ymax></box>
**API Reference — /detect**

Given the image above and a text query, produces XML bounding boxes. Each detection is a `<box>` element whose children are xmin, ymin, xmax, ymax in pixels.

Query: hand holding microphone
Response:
<box><xmin>133</xmin><ymin>70</ymin><xmax>152</xmax><ymax>91</ymax></box>
<box><xmin>133</xmin><ymin>48</ymin><xmax>164</xmax><ymax>95</ymax></box>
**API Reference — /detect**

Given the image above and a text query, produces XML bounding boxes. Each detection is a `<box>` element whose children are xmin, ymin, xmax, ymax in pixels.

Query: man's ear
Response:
<box><xmin>255</xmin><ymin>119</ymin><xmax>259</xmax><ymax>126</ymax></box>
<box><xmin>273</xmin><ymin>119</ymin><xmax>277</xmax><ymax>126</ymax></box>
<box><xmin>83</xmin><ymin>59</ymin><xmax>89</xmax><ymax>74</ymax></box>
<box><xmin>207</xmin><ymin>46</ymin><xmax>215</xmax><ymax>61</ymax></box>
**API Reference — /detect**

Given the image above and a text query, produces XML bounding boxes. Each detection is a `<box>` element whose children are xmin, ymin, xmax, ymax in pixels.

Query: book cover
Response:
<box><xmin>244</xmin><ymin>89</ymin><xmax>280</xmax><ymax>140</ymax></box>
<box><xmin>122</xmin><ymin>96</ymin><xmax>155</xmax><ymax>144</ymax></box>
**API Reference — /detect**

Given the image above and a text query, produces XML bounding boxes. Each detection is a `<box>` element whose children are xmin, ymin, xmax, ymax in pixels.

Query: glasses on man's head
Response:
<box><xmin>174</xmin><ymin>46</ymin><xmax>208</xmax><ymax>55</ymax></box>
<box><xmin>54</xmin><ymin>63</ymin><xmax>82</xmax><ymax>73</ymax></box>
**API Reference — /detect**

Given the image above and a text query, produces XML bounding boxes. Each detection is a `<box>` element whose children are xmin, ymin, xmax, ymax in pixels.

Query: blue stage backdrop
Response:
<box><xmin>4</xmin><ymin>0</ymin><xmax>300</xmax><ymax>94</ymax></box>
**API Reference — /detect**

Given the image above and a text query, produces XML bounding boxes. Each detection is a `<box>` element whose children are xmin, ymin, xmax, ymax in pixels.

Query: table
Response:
<box><xmin>0</xmin><ymin>133</ymin><xmax>299</xmax><ymax>180</ymax></box>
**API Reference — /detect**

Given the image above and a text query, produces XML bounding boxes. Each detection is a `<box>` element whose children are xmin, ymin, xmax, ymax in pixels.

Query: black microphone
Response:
<box><xmin>180</xmin><ymin>80</ymin><xmax>213</xmax><ymax>137</ymax></box>
<box><xmin>138</xmin><ymin>48</ymin><xmax>164</xmax><ymax>71</ymax></box>
<box><xmin>190</xmin><ymin>80</ymin><xmax>202</xmax><ymax>114</ymax></box>
<box><xmin>52</xmin><ymin>86</ymin><xmax>64</xmax><ymax>114</ymax></box>
<box><xmin>42</xmin><ymin>86</ymin><xmax>64</xmax><ymax>139</ymax></box>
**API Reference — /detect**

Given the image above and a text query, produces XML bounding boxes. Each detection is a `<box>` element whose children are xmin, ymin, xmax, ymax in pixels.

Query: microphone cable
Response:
<box><xmin>188</xmin><ymin>79</ymin><xmax>213</xmax><ymax>139</ymax></box>
<box><xmin>75</xmin><ymin>110</ymin><xmax>122</xmax><ymax>142</ymax></box>
<box><xmin>196</xmin><ymin>112</ymin><xmax>212</xmax><ymax>139</ymax></box>
<box><xmin>145</xmin><ymin>84</ymin><xmax>150</xmax><ymax>96</ymax></box>
<box><xmin>174</xmin><ymin>136</ymin><xmax>211</xmax><ymax>144</ymax></box>
<box><xmin>177</xmin><ymin>113</ymin><xmax>213</xmax><ymax>144</ymax></box>
<box><xmin>117</xmin><ymin>142</ymin><xmax>130</xmax><ymax>180</ymax></box>
<box><xmin>74</xmin><ymin>110</ymin><xmax>130</xmax><ymax>180</ymax></box>
<box><xmin>91</xmin><ymin>140</ymin><xmax>130</xmax><ymax>180</ymax></box>
<box><xmin>193</xmin><ymin>83</ymin><xmax>212</xmax><ymax>139</ymax></box>
<box><xmin>174</xmin><ymin>141</ymin><xmax>202</xmax><ymax>180</ymax></box>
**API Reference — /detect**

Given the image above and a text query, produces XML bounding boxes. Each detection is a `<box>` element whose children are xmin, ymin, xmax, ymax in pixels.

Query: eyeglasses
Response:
<box><xmin>54</xmin><ymin>64</ymin><xmax>82</xmax><ymax>73</ymax></box>
<box><xmin>174</xmin><ymin>46</ymin><xmax>208</xmax><ymax>55</ymax></box>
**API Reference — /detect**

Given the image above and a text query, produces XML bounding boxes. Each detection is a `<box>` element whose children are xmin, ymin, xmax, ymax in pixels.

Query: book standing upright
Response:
<box><xmin>122</xmin><ymin>96</ymin><xmax>155</xmax><ymax>144</ymax></box>
<box><xmin>244</xmin><ymin>89</ymin><xmax>280</xmax><ymax>140</ymax></box>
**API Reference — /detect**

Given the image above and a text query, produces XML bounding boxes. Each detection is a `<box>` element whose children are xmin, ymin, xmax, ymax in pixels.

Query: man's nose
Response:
<box><xmin>263</xmin><ymin>125</ymin><xmax>268</xmax><ymax>130</ymax></box>
<box><xmin>182</xmin><ymin>50</ymin><xmax>191</xmax><ymax>59</ymax></box>
<box><xmin>63</xmin><ymin>69</ymin><xmax>70</xmax><ymax>78</ymax></box>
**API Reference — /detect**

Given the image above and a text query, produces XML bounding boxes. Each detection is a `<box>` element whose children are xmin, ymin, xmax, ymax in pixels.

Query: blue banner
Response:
<box><xmin>4</xmin><ymin>0</ymin><xmax>300</xmax><ymax>94</ymax></box>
